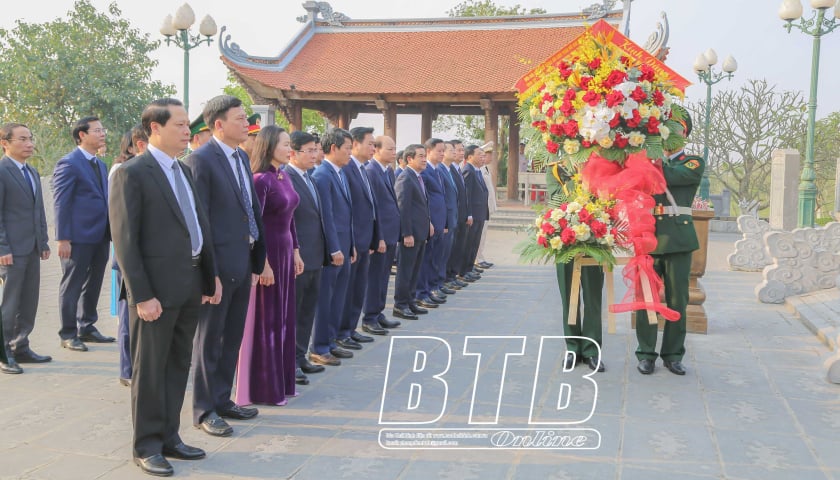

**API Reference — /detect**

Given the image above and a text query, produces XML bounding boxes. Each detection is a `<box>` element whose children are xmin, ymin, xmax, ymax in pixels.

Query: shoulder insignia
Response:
<box><xmin>685</xmin><ymin>159</ymin><xmax>700</xmax><ymax>170</ymax></box>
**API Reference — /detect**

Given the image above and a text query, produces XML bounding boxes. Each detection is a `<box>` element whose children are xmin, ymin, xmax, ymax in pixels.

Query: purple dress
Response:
<box><xmin>236</xmin><ymin>165</ymin><xmax>300</xmax><ymax>405</ymax></box>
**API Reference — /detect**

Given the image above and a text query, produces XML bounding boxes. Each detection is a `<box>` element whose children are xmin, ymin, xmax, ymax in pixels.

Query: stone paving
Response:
<box><xmin>0</xmin><ymin>230</ymin><xmax>838</xmax><ymax>480</ymax></box>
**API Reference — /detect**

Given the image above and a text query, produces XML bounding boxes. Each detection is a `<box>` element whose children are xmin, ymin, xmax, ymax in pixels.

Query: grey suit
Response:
<box><xmin>0</xmin><ymin>156</ymin><xmax>49</xmax><ymax>354</ymax></box>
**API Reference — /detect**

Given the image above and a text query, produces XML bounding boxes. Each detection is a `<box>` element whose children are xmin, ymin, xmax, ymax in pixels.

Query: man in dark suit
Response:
<box><xmin>310</xmin><ymin>128</ymin><xmax>356</xmax><ymax>367</ymax></box>
<box><xmin>337</xmin><ymin>127</ymin><xmax>384</xmax><ymax>348</ymax></box>
<box><xmin>362</xmin><ymin>135</ymin><xmax>401</xmax><ymax>332</ymax></box>
<box><xmin>53</xmin><ymin>116</ymin><xmax>114</xmax><ymax>352</ymax></box>
<box><xmin>436</xmin><ymin>141</ymin><xmax>459</xmax><ymax>297</ymax></box>
<box><xmin>285</xmin><ymin>130</ymin><xmax>328</xmax><ymax>385</ymax></box>
<box><xmin>446</xmin><ymin>139</ymin><xmax>470</xmax><ymax>290</ymax></box>
<box><xmin>416</xmin><ymin>138</ymin><xmax>447</xmax><ymax>309</ymax></box>
<box><xmin>110</xmin><ymin>98</ymin><xmax>221</xmax><ymax>477</ymax></box>
<box><xmin>462</xmin><ymin>145</ymin><xmax>489</xmax><ymax>280</ymax></box>
<box><xmin>0</xmin><ymin>123</ymin><xmax>51</xmax><ymax>372</ymax></box>
<box><xmin>184</xmin><ymin>95</ymin><xmax>267</xmax><ymax>438</ymax></box>
<box><xmin>393</xmin><ymin>144</ymin><xmax>432</xmax><ymax>321</ymax></box>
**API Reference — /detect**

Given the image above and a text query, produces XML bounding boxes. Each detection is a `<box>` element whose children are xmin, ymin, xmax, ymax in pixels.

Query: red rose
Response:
<box><xmin>550</xmin><ymin>123</ymin><xmax>564</xmax><ymax>136</ymax></box>
<box><xmin>559</xmin><ymin>101</ymin><xmax>575</xmax><ymax>117</ymax></box>
<box><xmin>625</xmin><ymin>110</ymin><xmax>642</xmax><ymax>128</ymax></box>
<box><xmin>652</xmin><ymin>89</ymin><xmax>665</xmax><ymax>106</ymax></box>
<box><xmin>564</xmin><ymin>88</ymin><xmax>577</xmax><ymax>101</ymax></box>
<box><xmin>605</xmin><ymin>90</ymin><xmax>625</xmax><ymax>108</ymax></box>
<box><xmin>582</xmin><ymin>90</ymin><xmax>600</xmax><ymax>106</ymax></box>
<box><xmin>558</xmin><ymin>218</ymin><xmax>568</xmax><ymax>229</ymax></box>
<box><xmin>561</xmin><ymin>228</ymin><xmax>577</xmax><ymax>245</ymax></box>
<box><xmin>613</xmin><ymin>134</ymin><xmax>629</xmax><ymax>148</ymax></box>
<box><xmin>559</xmin><ymin>203</ymin><xmax>568</xmax><ymax>211</ymax></box>
<box><xmin>545</xmin><ymin>107</ymin><xmax>555</xmax><ymax>118</ymax></box>
<box><xmin>544</xmin><ymin>210</ymin><xmax>552</xmax><ymax>220</ymax></box>
<box><xmin>578</xmin><ymin>207</ymin><xmax>591</xmax><ymax>223</ymax></box>
<box><xmin>531</xmin><ymin>120</ymin><xmax>547</xmax><ymax>132</ymax></box>
<box><xmin>603</xmin><ymin>70</ymin><xmax>628</xmax><ymax>89</ymax></box>
<box><xmin>579</xmin><ymin>76</ymin><xmax>593</xmax><ymax>90</ymax></box>
<box><xmin>562</xmin><ymin>120</ymin><xmax>579</xmax><ymax>137</ymax></box>
<box><xmin>630</xmin><ymin>86</ymin><xmax>647</xmax><ymax>103</ymax></box>
<box><xmin>591</xmin><ymin>220</ymin><xmax>607</xmax><ymax>238</ymax></box>
<box><xmin>542</xmin><ymin>93</ymin><xmax>554</xmax><ymax>102</ymax></box>
<box><xmin>582</xmin><ymin>140</ymin><xmax>592</xmax><ymax>148</ymax></box>
<box><xmin>538</xmin><ymin>235</ymin><xmax>549</xmax><ymax>247</ymax></box>
<box><xmin>589</xmin><ymin>58</ymin><xmax>602</xmax><ymax>70</ymax></box>
<box><xmin>639</xmin><ymin>64</ymin><xmax>656</xmax><ymax>83</ymax></box>
<box><xmin>619</xmin><ymin>56</ymin><xmax>631</xmax><ymax>66</ymax></box>
<box><xmin>609</xmin><ymin>112</ymin><xmax>621</xmax><ymax>128</ymax></box>
<box><xmin>558</xmin><ymin>61</ymin><xmax>573</xmax><ymax>78</ymax></box>
<box><xmin>546</xmin><ymin>140</ymin><xmax>560</xmax><ymax>154</ymax></box>
<box><xmin>541</xmin><ymin>222</ymin><xmax>556</xmax><ymax>235</ymax></box>
<box><xmin>646</xmin><ymin>116</ymin><xmax>660</xmax><ymax>134</ymax></box>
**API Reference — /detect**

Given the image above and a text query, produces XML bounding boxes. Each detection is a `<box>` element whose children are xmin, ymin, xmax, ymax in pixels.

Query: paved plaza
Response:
<box><xmin>0</xmin><ymin>230</ymin><xmax>838</xmax><ymax>480</ymax></box>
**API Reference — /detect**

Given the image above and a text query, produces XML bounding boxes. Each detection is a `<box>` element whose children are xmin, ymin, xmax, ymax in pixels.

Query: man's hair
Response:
<box><xmin>131</xmin><ymin>123</ymin><xmax>148</xmax><ymax>145</ymax></box>
<box><xmin>202</xmin><ymin>95</ymin><xmax>243</xmax><ymax>131</ymax></box>
<box><xmin>141</xmin><ymin>98</ymin><xmax>183</xmax><ymax>137</ymax></box>
<box><xmin>404</xmin><ymin>144</ymin><xmax>424</xmax><ymax>160</ymax></box>
<box><xmin>72</xmin><ymin>116</ymin><xmax>101</xmax><ymax>145</ymax></box>
<box><xmin>443</xmin><ymin>140</ymin><xmax>455</xmax><ymax>149</ymax></box>
<box><xmin>450</xmin><ymin>139</ymin><xmax>463</xmax><ymax>147</ymax></box>
<box><xmin>424</xmin><ymin>138</ymin><xmax>443</xmax><ymax>151</ymax></box>
<box><xmin>350</xmin><ymin>126</ymin><xmax>374</xmax><ymax>144</ymax></box>
<box><xmin>291</xmin><ymin>130</ymin><xmax>316</xmax><ymax>151</ymax></box>
<box><xmin>465</xmin><ymin>144</ymin><xmax>480</xmax><ymax>159</ymax></box>
<box><xmin>0</xmin><ymin>122</ymin><xmax>29</xmax><ymax>142</ymax></box>
<box><xmin>320</xmin><ymin>128</ymin><xmax>352</xmax><ymax>155</ymax></box>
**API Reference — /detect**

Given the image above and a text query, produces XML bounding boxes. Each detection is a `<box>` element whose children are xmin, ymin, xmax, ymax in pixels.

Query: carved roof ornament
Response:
<box><xmin>642</xmin><ymin>12</ymin><xmax>671</xmax><ymax>61</ymax></box>
<box><xmin>218</xmin><ymin>26</ymin><xmax>248</xmax><ymax>64</ymax></box>
<box><xmin>296</xmin><ymin>1</ymin><xmax>350</xmax><ymax>26</ymax></box>
<box><xmin>583</xmin><ymin>0</ymin><xmax>619</xmax><ymax>20</ymax></box>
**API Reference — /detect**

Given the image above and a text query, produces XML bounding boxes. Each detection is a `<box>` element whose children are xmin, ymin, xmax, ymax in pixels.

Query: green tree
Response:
<box><xmin>447</xmin><ymin>0</ymin><xmax>546</xmax><ymax>16</ymax></box>
<box><xmin>224</xmin><ymin>74</ymin><xmax>326</xmax><ymax>135</ymax></box>
<box><xmin>813</xmin><ymin>112</ymin><xmax>840</xmax><ymax>217</ymax></box>
<box><xmin>0</xmin><ymin>0</ymin><xmax>174</xmax><ymax>172</ymax></box>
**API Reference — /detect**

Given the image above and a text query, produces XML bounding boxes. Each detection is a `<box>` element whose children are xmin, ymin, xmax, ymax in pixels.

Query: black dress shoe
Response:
<box><xmin>14</xmin><ymin>348</ymin><xmax>52</xmax><ymax>363</ymax></box>
<box><xmin>336</xmin><ymin>338</ymin><xmax>362</xmax><ymax>350</ymax></box>
<box><xmin>218</xmin><ymin>404</ymin><xmax>258</xmax><ymax>420</ymax></box>
<box><xmin>472</xmin><ymin>266</ymin><xmax>485</xmax><ymax>274</ymax></box>
<box><xmin>416</xmin><ymin>298</ymin><xmax>439</xmax><ymax>309</ymax></box>
<box><xmin>637</xmin><ymin>358</ymin><xmax>655</xmax><ymax>375</ymax></box>
<box><xmin>564</xmin><ymin>352</ymin><xmax>577</xmax><ymax>370</ymax></box>
<box><xmin>465</xmin><ymin>273</ymin><xmax>481</xmax><ymax>281</ymax></box>
<box><xmin>134</xmin><ymin>454</ymin><xmax>174</xmax><ymax>476</ymax></box>
<box><xmin>584</xmin><ymin>357</ymin><xmax>605</xmax><ymax>372</ymax></box>
<box><xmin>330</xmin><ymin>346</ymin><xmax>354</xmax><ymax>358</ymax></box>
<box><xmin>479</xmin><ymin>261</ymin><xmax>494</xmax><ymax>268</ymax></box>
<box><xmin>453</xmin><ymin>279</ymin><xmax>469</xmax><ymax>287</ymax></box>
<box><xmin>299</xmin><ymin>359</ymin><xmax>325</xmax><ymax>374</ymax></box>
<box><xmin>351</xmin><ymin>331</ymin><xmax>374</xmax><ymax>343</ymax></box>
<box><xmin>309</xmin><ymin>352</ymin><xmax>341</xmax><ymax>366</ymax></box>
<box><xmin>379</xmin><ymin>317</ymin><xmax>401</xmax><ymax>328</ymax></box>
<box><xmin>663</xmin><ymin>360</ymin><xmax>687</xmax><ymax>376</ymax></box>
<box><xmin>408</xmin><ymin>303</ymin><xmax>428</xmax><ymax>315</ymax></box>
<box><xmin>79</xmin><ymin>330</ymin><xmax>116</xmax><ymax>343</ymax></box>
<box><xmin>119</xmin><ymin>377</ymin><xmax>132</xmax><ymax>387</ymax></box>
<box><xmin>362</xmin><ymin>322</ymin><xmax>388</xmax><ymax>335</ymax></box>
<box><xmin>439</xmin><ymin>286</ymin><xmax>457</xmax><ymax>295</ymax></box>
<box><xmin>0</xmin><ymin>359</ymin><xmax>22</xmax><ymax>374</ymax></box>
<box><xmin>295</xmin><ymin>368</ymin><xmax>309</xmax><ymax>385</ymax></box>
<box><xmin>61</xmin><ymin>337</ymin><xmax>88</xmax><ymax>352</ymax></box>
<box><xmin>198</xmin><ymin>413</ymin><xmax>233</xmax><ymax>437</ymax></box>
<box><xmin>162</xmin><ymin>442</ymin><xmax>205</xmax><ymax>460</ymax></box>
<box><xmin>429</xmin><ymin>293</ymin><xmax>447</xmax><ymax>303</ymax></box>
<box><xmin>444</xmin><ymin>282</ymin><xmax>462</xmax><ymax>291</ymax></box>
<box><xmin>431</xmin><ymin>289</ymin><xmax>447</xmax><ymax>299</ymax></box>
<box><xmin>393</xmin><ymin>308</ymin><xmax>418</xmax><ymax>320</ymax></box>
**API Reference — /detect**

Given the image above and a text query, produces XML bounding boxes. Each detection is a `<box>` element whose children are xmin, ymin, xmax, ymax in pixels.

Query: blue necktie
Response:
<box><xmin>21</xmin><ymin>165</ymin><xmax>34</xmax><ymax>198</ymax></box>
<box><xmin>233</xmin><ymin>151</ymin><xmax>259</xmax><ymax>241</ymax></box>
<box><xmin>304</xmin><ymin>171</ymin><xmax>319</xmax><ymax>209</ymax></box>
<box><xmin>338</xmin><ymin>169</ymin><xmax>350</xmax><ymax>201</ymax></box>
<box><xmin>171</xmin><ymin>162</ymin><xmax>201</xmax><ymax>253</ymax></box>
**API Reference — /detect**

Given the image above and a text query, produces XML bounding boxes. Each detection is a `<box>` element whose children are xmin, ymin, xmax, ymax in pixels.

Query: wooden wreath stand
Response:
<box><xmin>566</xmin><ymin>255</ymin><xmax>657</xmax><ymax>334</ymax></box>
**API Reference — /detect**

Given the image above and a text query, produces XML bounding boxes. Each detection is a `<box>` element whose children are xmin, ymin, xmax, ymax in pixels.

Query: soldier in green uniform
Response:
<box><xmin>546</xmin><ymin>161</ymin><xmax>606</xmax><ymax>372</ymax></box>
<box><xmin>636</xmin><ymin>107</ymin><xmax>704</xmax><ymax>376</ymax></box>
<box><xmin>189</xmin><ymin>115</ymin><xmax>211</xmax><ymax>152</ymax></box>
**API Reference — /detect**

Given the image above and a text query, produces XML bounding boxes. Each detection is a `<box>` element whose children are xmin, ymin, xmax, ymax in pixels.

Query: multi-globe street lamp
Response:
<box><xmin>778</xmin><ymin>0</ymin><xmax>840</xmax><ymax>227</ymax></box>
<box><xmin>692</xmin><ymin>48</ymin><xmax>737</xmax><ymax>201</ymax></box>
<box><xmin>160</xmin><ymin>3</ymin><xmax>217</xmax><ymax>113</ymax></box>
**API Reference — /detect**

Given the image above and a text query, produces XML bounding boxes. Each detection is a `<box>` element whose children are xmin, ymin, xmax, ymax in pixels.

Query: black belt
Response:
<box><xmin>191</xmin><ymin>254</ymin><xmax>201</xmax><ymax>267</ymax></box>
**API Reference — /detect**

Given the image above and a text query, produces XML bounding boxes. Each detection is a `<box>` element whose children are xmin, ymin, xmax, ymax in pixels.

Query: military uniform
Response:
<box><xmin>635</xmin><ymin>150</ymin><xmax>704</xmax><ymax>366</ymax></box>
<box><xmin>546</xmin><ymin>162</ymin><xmax>605</xmax><ymax>367</ymax></box>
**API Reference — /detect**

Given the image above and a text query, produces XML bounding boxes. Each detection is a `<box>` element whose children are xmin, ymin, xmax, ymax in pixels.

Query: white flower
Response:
<box><xmin>650</xmin><ymin>106</ymin><xmax>662</xmax><ymax>119</ymax></box>
<box><xmin>563</xmin><ymin>139</ymin><xmax>580</xmax><ymax>155</ymax></box>
<box><xmin>566</xmin><ymin>201</ymin><xmax>582</xmax><ymax>214</ymax></box>
<box><xmin>620</xmin><ymin>98</ymin><xmax>639</xmax><ymax>119</ymax></box>
<box><xmin>550</xmin><ymin>209</ymin><xmax>566</xmax><ymax>221</ymax></box>
<box><xmin>535</xmin><ymin>217</ymin><xmax>542</xmax><ymax>227</ymax></box>
<box><xmin>628</xmin><ymin>131</ymin><xmax>646</xmax><ymax>147</ymax></box>
<box><xmin>572</xmin><ymin>223</ymin><xmax>591</xmax><ymax>242</ymax></box>
<box><xmin>599</xmin><ymin>233</ymin><xmax>615</xmax><ymax>246</ymax></box>
<box><xmin>658</xmin><ymin>125</ymin><xmax>670</xmax><ymax>140</ymax></box>
<box><xmin>550</xmin><ymin>236</ymin><xmax>563</xmax><ymax>249</ymax></box>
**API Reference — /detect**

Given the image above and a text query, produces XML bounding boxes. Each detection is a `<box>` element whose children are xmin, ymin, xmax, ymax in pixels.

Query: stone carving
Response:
<box><xmin>756</xmin><ymin>222</ymin><xmax>840</xmax><ymax>303</ymax></box>
<box><xmin>583</xmin><ymin>0</ymin><xmax>618</xmax><ymax>20</ymax></box>
<box><xmin>297</xmin><ymin>1</ymin><xmax>350</xmax><ymax>25</ymax></box>
<box><xmin>728</xmin><ymin>215</ymin><xmax>774</xmax><ymax>271</ymax></box>
<box><xmin>642</xmin><ymin>12</ymin><xmax>670</xmax><ymax>61</ymax></box>
<box><xmin>825</xmin><ymin>336</ymin><xmax>840</xmax><ymax>384</ymax></box>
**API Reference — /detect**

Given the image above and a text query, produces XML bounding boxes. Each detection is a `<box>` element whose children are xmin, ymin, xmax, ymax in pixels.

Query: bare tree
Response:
<box><xmin>686</xmin><ymin>79</ymin><xmax>806</xmax><ymax>210</ymax></box>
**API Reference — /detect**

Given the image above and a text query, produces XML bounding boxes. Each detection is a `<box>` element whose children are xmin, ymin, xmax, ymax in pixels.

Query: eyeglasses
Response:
<box><xmin>297</xmin><ymin>149</ymin><xmax>318</xmax><ymax>154</ymax></box>
<box><xmin>89</xmin><ymin>128</ymin><xmax>108</xmax><ymax>135</ymax></box>
<box><xmin>8</xmin><ymin>136</ymin><xmax>35</xmax><ymax>143</ymax></box>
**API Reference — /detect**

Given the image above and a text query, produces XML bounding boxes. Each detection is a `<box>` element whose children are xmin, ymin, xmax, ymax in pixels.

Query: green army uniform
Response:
<box><xmin>546</xmin><ymin>162</ymin><xmax>605</xmax><ymax>362</ymax></box>
<box><xmin>635</xmin><ymin>151</ymin><xmax>704</xmax><ymax>364</ymax></box>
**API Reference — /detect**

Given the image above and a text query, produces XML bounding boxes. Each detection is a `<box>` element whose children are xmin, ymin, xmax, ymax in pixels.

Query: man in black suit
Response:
<box><xmin>110</xmin><ymin>98</ymin><xmax>221</xmax><ymax>477</ymax></box>
<box><xmin>184</xmin><ymin>95</ymin><xmax>266</xmax><ymax>438</ymax></box>
<box><xmin>393</xmin><ymin>144</ymin><xmax>432</xmax><ymax>320</ymax></box>
<box><xmin>285</xmin><ymin>131</ymin><xmax>328</xmax><ymax>385</ymax></box>
<box><xmin>462</xmin><ymin>145</ymin><xmax>489</xmax><ymax>280</ymax></box>
<box><xmin>0</xmin><ymin>123</ymin><xmax>51</xmax><ymax>373</ymax></box>
<box><xmin>436</xmin><ymin>141</ymin><xmax>459</xmax><ymax>297</ymax></box>
<box><xmin>445</xmin><ymin>139</ymin><xmax>469</xmax><ymax>290</ymax></box>
<box><xmin>337</xmin><ymin>127</ymin><xmax>384</xmax><ymax>348</ymax></box>
<box><xmin>362</xmin><ymin>135</ymin><xmax>401</xmax><ymax>332</ymax></box>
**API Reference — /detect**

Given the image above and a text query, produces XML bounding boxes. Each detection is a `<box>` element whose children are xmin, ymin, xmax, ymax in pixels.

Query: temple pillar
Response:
<box><xmin>481</xmin><ymin>99</ymin><xmax>499</xmax><ymax>187</ymax></box>
<box><xmin>507</xmin><ymin>113</ymin><xmax>520</xmax><ymax>200</ymax></box>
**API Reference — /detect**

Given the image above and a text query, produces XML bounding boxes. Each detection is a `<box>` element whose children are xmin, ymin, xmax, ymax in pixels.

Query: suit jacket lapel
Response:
<box><xmin>144</xmin><ymin>154</ymin><xmax>189</xmax><ymax>232</ymax></box>
<box><xmin>211</xmin><ymin>140</ymin><xmax>248</xmax><ymax>212</ymax></box>
<box><xmin>2</xmin><ymin>158</ymin><xmax>34</xmax><ymax>201</ymax></box>
<box><xmin>289</xmin><ymin>167</ymin><xmax>319</xmax><ymax>212</ymax></box>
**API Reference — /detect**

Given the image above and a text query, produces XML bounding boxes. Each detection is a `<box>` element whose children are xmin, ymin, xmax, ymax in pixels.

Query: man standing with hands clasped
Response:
<box><xmin>110</xmin><ymin>98</ymin><xmax>221</xmax><ymax>477</ymax></box>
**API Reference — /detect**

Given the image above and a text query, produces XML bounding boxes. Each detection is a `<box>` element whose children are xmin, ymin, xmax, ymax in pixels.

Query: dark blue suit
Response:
<box><xmin>363</xmin><ymin>160</ymin><xmax>400</xmax><ymax>325</ymax></box>
<box><xmin>394</xmin><ymin>168</ymin><xmax>430</xmax><ymax>310</ymax></box>
<box><xmin>462</xmin><ymin>162</ymin><xmax>489</xmax><ymax>274</ymax></box>
<box><xmin>447</xmin><ymin>163</ymin><xmax>469</xmax><ymax>281</ymax></box>
<box><xmin>416</xmin><ymin>163</ymin><xmax>446</xmax><ymax>299</ymax></box>
<box><xmin>438</xmin><ymin>163</ymin><xmax>459</xmax><ymax>287</ymax></box>
<box><xmin>184</xmin><ymin>138</ymin><xmax>267</xmax><ymax>424</ymax></box>
<box><xmin>311</xmin><ymin>160</ymin><xmax>354</xmax><ymax>354</ymax></box>
<box><xmin>339</xmin><ymin>158</ymin><xmax>380</xmax><ymax>339</ymax></box>
<box><xmin>52</xmin><ymin>146</ymin><xmax>110</xmax><ymax>340</ymax></box>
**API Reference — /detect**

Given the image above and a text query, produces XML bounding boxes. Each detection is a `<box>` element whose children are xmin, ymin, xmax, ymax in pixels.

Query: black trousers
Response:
<box><xmin>294</xmin><ymin>268</ymin><xmax>322</xmax><ymax>366</ymax></box>
<box><xmin>1</xmin><ymin>249</ymin><xmax>40</xmax><ymax>352</ymax></box>
<box><xmin>364</xmin><ymin>243</ymin><xmax>397</xmax><ymax>324</ymax></box>
<box><xmin>448</xmin><ymin>222</ymin><xmax>468</xmax><ymax>279</ymax></box>
<box><xmin>463</xmin><ymin>219</ymin><xmax>485</xmax><ymax>274</ymax></box>
<box><xmin>58</xmin><ymin>239</ymin><xmax>109</xmax><ymax>339</ymax></box>
<box><xmin>394</xmin><ymin>242</ymin><xmax>425</xmax><ymax>310</ymax></box>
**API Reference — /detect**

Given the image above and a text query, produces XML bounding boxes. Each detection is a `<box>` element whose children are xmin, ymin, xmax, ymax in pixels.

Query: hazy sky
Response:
<box><xmin>3</xmin><ymin>0</ymin><xmax>838</xmax><ymax>145</ymax></box>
